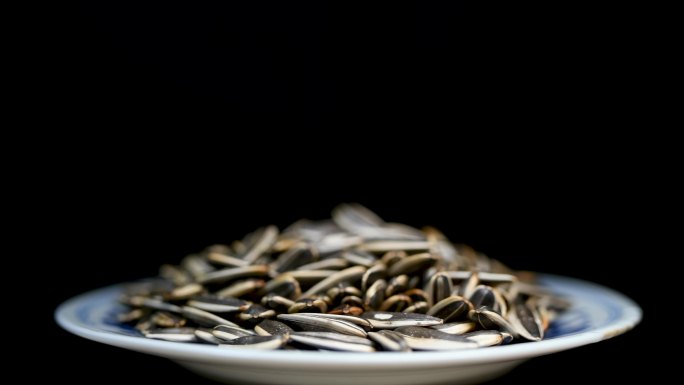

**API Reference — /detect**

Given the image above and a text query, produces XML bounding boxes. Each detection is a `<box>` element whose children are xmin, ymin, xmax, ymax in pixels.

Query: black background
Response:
<box><xmin>44</xmin><ymin>1</ymin><xmax>657</xmax><ymax>384</ymax></box>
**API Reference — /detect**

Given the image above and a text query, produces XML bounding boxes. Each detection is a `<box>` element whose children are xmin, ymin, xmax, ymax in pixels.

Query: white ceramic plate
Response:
<box><xmin>55</xmin><ymin>274</ymin><xmax>641</xmax><ymax>385</ymax></box>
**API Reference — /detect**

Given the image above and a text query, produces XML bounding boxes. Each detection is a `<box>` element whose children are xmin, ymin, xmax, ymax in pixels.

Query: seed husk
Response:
<box><xmin>272</xmin><ymin>246</ymin><xmax>319</xmax><ymax>273</ymax></box>
<box><xmin>300</xmin><ymin>265</ymin><xmax>367</xmax><ymax>298</ymax></box>
<box><xmin>368</xmin><ymin>330</ymin><xmax>411</xmax><ymax>352</ymax></box>
<box><xmin>166</xmin><ymin>283</ymin><xmax>204</xmax><ymax>300</ymax></box>
<box><xmin>261</xmin><ymin>294</ymin><xmax>296</xmax><ymax>313</ymax></box>
<box><xmin>469</xmin><ymin>285</ymin><xmax>499</xmax><ymax>311</ymax></box>
<box><xmin>296</xmin><ymin>258</ymin><xmax>348</xmax><ymax>271</ymax></box>
<box><xmin>288</xmin><ymin>297</ymin><xmax>328</xmax><ymax>314</ymax></box>
<box><xmin>219</xmin><ymin>335</ymin><xmax>285</xmax><ymax>350</ymax></box>
<box><xmin>403</xmin><ymin>301</ymin><xmax>429</xmax><ymax>314</ymax></box>
<box><xmin>426</xmin><ymin>296</ymin><xmax>473</xmax><ymax>322</ymax></box>
<box><xmin>509</xmin><ymin>299</ymin><xmax>544</xmax><ymax>341</ymax></box>
<box><xmin>360</xmin><ymin>240</ymin><xmax>431</xmax><ymax>253</ymax></box>
<box><xmin>240</xmin><ymin>225</ymin><xmax>279</xmax><ymax>264</ymax></box>
<box><xmin>284</xmin><ymin>270</ymin><xmax>337</xmax><ymax>285</ymax></box>
<box><xmin>294</xmin><ymin>331</ymin><xmax>374</xmax><ymax>346</ymax></box>
<box><xmin>361</xmin><ymin>311</ymin><xmax>443</xmax><ymax>329</ymax></box>
<box><xmin>125</xmin><ymin>296</ymin><xmax>182</xmax><ymax>313</ymax></box>
<box><xmin>304</xmin><ymin>313</ymin><xmax>372</xmax><ymax>328</ymax></box>
<box><xmin>361</xmin><ymin>263</ymin><xmax>387</xmax><ymax>292</ymax></box>
<box><xmin>254</xmin><ymin>319</ymin><xmax>294</xmax><ymax>337</ymax></box>
<box><xmin>207</xmin><ymin>252</ymin><xmax>248</xmax><ymax>267</ymax></box>
<box><xmin>386</xmin><ymin>253</ymin><xmax>438</xmax><ymax>277</ymax></box>
<box><xmin>150</xmin><ymin>311</ymin><xmax>186</xmax><ymax>328</ymax></box>
<box><xmin>181</xmin><ymin>306</ymin><xmax>240</xmax><ymax>327</ymax></box>
<box><xmin>446</xmin><ymin>271</ymin><xmax>517</xmax><ymax>284</ymax></box>
<box><xmin>194</xmin><ymin>328</ymin><xmax>222</xmax><ymax>344</ymax></box>
<box><xmin>118</xmin><ymin>308</ymin><xmax>147</xmax><ymax>323</ymax></box>
<box><xmin>393</xmin><ymin>326</ymin><xmax>478</xmax><ymax>351</ymax></box>
<box><xmin>261</xmin><ymin>275</ymin><xmax>301</xmax><ymax>299</ymax></box>
<box><xmin>186</xmin><ymin>295</ymin><xmax>249</xmax><ymax>313</ymax></box>
<box><xmin>458</xmin><ymin>272</ymin><xmax>479</xmax><ymax>299</ymax></box>
<box><xmin>278</xmin><ymin>313</ymin><xmax>367</xmax><ymax>337</ymax></box>
<box><xmin>468</xmin><ymin>307</ymin><xmax>518</xmax><ymax>336</ymax></box>
<box><xmin>385</xmin><ymin>275</ymin><xmax>409</xmax><ymax>297</ymax></box>
<box><xmin>379</xmin><ymin>294</ymin><xmax>412</xmax><ymax>312</ymax></box>
<box><xmin>237</xmin><ymin>304</ymin><xmax>276</xmax><ymax>324</ymax></box>
<box><xmin>143</xmin><ymin>328</ymin><xmax>197</xmax><ymax>342</ymax></box>
<box><xmin>212</xmin><ymin>324</ymin><xmax>255</xmax><ymax>340</ymax></box>
<box><xmin>342</xmin><ymin>250</ymin><xmax>378</xmax><ymax>267</ymax></box>
<box><xmin>290</xmin><ymin>334</ymin><xmax>375</xmax><ymax>352</ymax></box>
<box><xmin>329</xmin><ymin>304</ymin><xmax>365</xmax><ymax>316</ymax></box>
<box><xmin>198</xmin><ymin>265</ymin><xmax>271</xmax><ymax>285</ymax></box>
<box><xmin>431</xmin><ymin>321</ymin><xmax>476</xmax><ymax>335</ymax></box>
<box><xmin>364</xmin><ymin>279</ymin><xmax>387</xmax><ymax>310</ymax></box>
<box><xmin>215</xmin><ymin>279</ymin><xmax>266</xmax><ymax>298</ymax></box>
<box><xmin>462</xmin><ymin>330</ymin><xmax>505</xmax><ymax>347</ymax></box>
<box><xmin>425</xmin><ymin>272</ymin><xmax>453</xmax><ymax>307</ymax></box>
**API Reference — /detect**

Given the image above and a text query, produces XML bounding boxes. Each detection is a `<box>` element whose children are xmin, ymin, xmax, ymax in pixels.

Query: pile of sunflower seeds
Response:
<box><xmin>120</xmin><ymin>204</ymin><xmax>568</xmax><ymax>352</ymax></box>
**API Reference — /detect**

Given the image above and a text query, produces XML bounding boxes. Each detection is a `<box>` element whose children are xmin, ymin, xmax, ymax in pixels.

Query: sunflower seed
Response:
<box><xmin>125</xmin><ymin>296</ymin><xmax>181</xmax><ymax>313</ymax></box>
<box><xmin>386</xmin><ymin>253</ymin><xmax>437</xmax><ymax>277</ymax></box>
<box><xmin>364</xmin><ymin>279</ymin><xmax>387</xmax><ymax>310</ymax></box>
<box><xmin>457</xmin><ymin>272</ymin><xmax>479</xmax><ymax>299</ymax></box>
<box><xmin>379</xmin><ymin>294</ymin><xmax>412</xmax><ymax>312</ymax></box>
<box><xmin>361</xmin><ymin>311</ymin><xmax>443</xmax><ymax>329</ymax></box>
<box><xmin>303</xmin><ymin>313</ymin><xmax>372</xmax><ymax>328</ymax></box>
<box><xmin>431</xmin><ymin>321</ymin><xmax>476</xmax><ymax>335</ymax></box>
<box><xmin>219</xmin><ymin>335</ymin><xmax>285</xmax><ymax>350</ymax></box>
<box><xmin>508</xmin><ymin>299</ymin><xmax>544</xmax><ymax>341</ymax></box>
<box><xmin>300</xmin><ymin>265</ymin><xmax>367</xmax><ymax>298</ymax></box>
<box><xmin>215</xmin><ymin>279</ymin><xmax>266</xmax><ymax>298</ymax></box>
<box><xmin>368</xmin><ymin>330</ymin><xmax>411</xmax><ymax>352</ymax></box>
<box><xmin>212</xmin><ymin>324</ymin><xmax>255</xmax><ymax>340</ymax></box>
<box><xmin>361</xmin><ymin>263</ymin><xmax>387</xmax><ymax>292</ymax></box>
<box><xmin>261</xmin><ymin>294</ymin><xmax>295</xmax><ymax>312</ymax></box>
<box><xmin>194</xmin><ymin>328</ymin><xmax>222</xmax><ymax>344</ymax></box>
<box><xmin>118</xmin><ymin>308</ymin><xmax>147</xmax><ymax>323</ymax></box>
<box><xmin>181</xmin><ymin>306</ymin><xmax>239</xmax><ymax>327</ymax></box>
<box><xmin>342</xmin><ymin>250</ymin><xmax>378</xmax><ymax>267</ymax></box>
<box><xmin>385</xmin><ymin>275</ymin><xmax>409</xmax><ymax>297</ymax></box>
<box><xmin>294</xmin><ymin>332</ymin><xmax>374</xmax><ymax>346</ymax></box>
<box><xmin>207</xmin><ymin>252</ymin><xmax>248</xmax><ymax>267</ymax></box>
<box><xmin>426</xmin><ymin>296</ymin><xmax>473</xmax><ymax>322</ymax></box>
<box><xmin>403</xmin><ymin>301</ymin><xmax>429</xmax><ymax>314</ymax></box>
<box><xmin>198</xmin><ymin>265</ymin><xmax>271</xmax><ymax>285</ymax></box>
<box><xmin>462</xmin><ymin>330</ymin><xmax>505</xmax><ymax>347</ymax></box>
<box><xmin>240</xmin><ymin>225</ymin><xmax>279</xmax><ymax>264</ymax></box>
<box><xmin>290</xmin><ymin>334</ymin><xmax>375</xmax><ymax>352</ymax></box>
<box><xmin>261</xmin><ymin>275</ymin><xmax>301</xmax><ymax>299</ymax></box>
<box><xmin>272</xmin><ymin>246</ymin><xmax>319</xmax><ymax>273</ymax></box>
<box><xmin>186</xmin><ymin>295</ymin><xmax>249</xmax><ymax>313</ymax></box>
<box><xmin>144</xmin><ymin>328</ymin><xmax>197</xmax><ymax>342</ymax></box>
<box><xmin>288</xmin><ymin>297</ymin><xmax>328</xmax><ymax>313</ymax></box>
<box><xmin>425</xmin><ymin>272</ymin><xmax>453</xmax><ymax>306</ymax></box>
<box><xmin>278</xmin><ymin>314</ymin><xmax>367</xmax><ymax>337</ymax></box>
<box><xmin>150</xmin><ymin>311</ymin><xmax>186</xmax><ymax>328</ymax></box>
<box><xmin>254</xmin><ymin>319</ymin><xmax>294</xmax><ymax>337</ymax></box>
<box><xmin>295</xmin><ymin>258</ymin><xmax>348</xmax><ymax>271</ymax></box>
<box><xmin>393</xmin><ymin>326</ymin><xmax>478</xmax><ymax>351</ymax></box>
<box><xmin>360</xmin><ymin>240</ymin><xmax>431</xmax><ymax>253</ymax></box>
<box><xmin>468</xmin><ymin>307</ymin><xmax>518</xmax><ymax>336</ymax></box>
<box><xmin>237</xmin><ymin>304</ymin><xmax>276</xmax><ymax>325</ymax></box>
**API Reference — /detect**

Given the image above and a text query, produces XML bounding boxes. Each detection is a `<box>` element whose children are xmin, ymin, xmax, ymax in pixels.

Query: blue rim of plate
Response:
<box><xmin>55</xmin><ymin>273</ymin><xmax>641</xmax><ymax>368</ymax></box>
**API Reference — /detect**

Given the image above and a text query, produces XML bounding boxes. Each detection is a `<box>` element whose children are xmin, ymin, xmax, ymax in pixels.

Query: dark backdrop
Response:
<box><xmin>45</xmin><ymin>1</ymin><xmax>653</xmax><ymax>384</ymax></box>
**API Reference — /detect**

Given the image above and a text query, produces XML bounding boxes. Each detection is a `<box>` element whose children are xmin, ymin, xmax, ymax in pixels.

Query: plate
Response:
<box><xmin>55</xmin><ymin>274</ymin><xmax>641</xmax><ymax>385</ymax></box>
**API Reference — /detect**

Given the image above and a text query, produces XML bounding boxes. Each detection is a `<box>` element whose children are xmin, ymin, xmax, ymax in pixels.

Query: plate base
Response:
<box><xmin>177</xmin><ymin>359</ymin><xmax>524</xmax><ymax>385</ymax></box>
